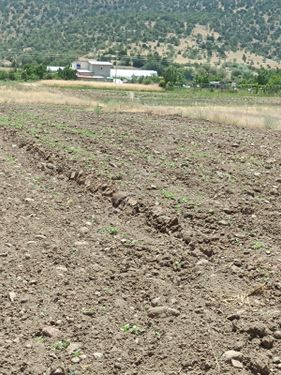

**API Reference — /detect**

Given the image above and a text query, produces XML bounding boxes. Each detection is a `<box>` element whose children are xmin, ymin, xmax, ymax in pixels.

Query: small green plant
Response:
<box><xmin>123</xmin><ymin>239</ymin><xmax>136</xmax><ymax>248</ymax></box>
<box><xmin>94</xmin><ymin>104</ymin><xmax>103</xmax><ymax>116</ymax></box>
<box><xmin>161</xmin><ymin>189</ymin><xmax>176</xmax><ymax>200</ymax></box>
<box><xmin>174</xmin><ymin>260</ymin><xmax>182</xmax><ymax>270</ymax></box>
<box><xmin>53</xmin><ymin>340</ymin><xmax>70</xmax><ymax>350</ymax></box>
<box><xmin>67</xmin><ymin>370</ymin><xmax>78</xmax><ymax>375</ymax></box>
<box><xmin>35</xmin><ymin>335</ymin><xmax>45</xmax><ymax>343</ymax></box>
<box><xmin>155</xmin><ymin>330</ymin><xmax>164</xmax><ymax>338</ymax></box>
<box><xmin>264</xmin><ymin>115</ymin><xmax>277</xmax><ymax>130</ymax></box>
<box><xmin>102</xmin><ymin>226</ymin><xmax>118</xmax><ymax>235</ymax></box>
<box><xmin>72</xmin><ymin>349</ymin><xmax>82</xmax><ymax>358</ymax></box>
<box><xmin>121</xmin><ymin>323</ymin><xmax>142</xmax><ymax>335</ymax></box>
<box><xmin>5</xmin><ymin>155</ymin><xmax>17</xmax><ymax>164</ymax></box>
<box><xmin>252</xmin><ymin>241</ymin><xmax>265</xmax><ymax>250</ymax></box>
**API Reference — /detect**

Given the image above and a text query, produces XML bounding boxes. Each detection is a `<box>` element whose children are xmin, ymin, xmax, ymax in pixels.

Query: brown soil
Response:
<box><xmin>1</xmin><ymin>104</ymin><xmax>281</xmax><ymax>375</ymax></box>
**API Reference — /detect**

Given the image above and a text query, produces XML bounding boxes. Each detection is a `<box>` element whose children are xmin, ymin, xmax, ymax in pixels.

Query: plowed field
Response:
<box><xmin>1</xmin><ymin>104</ymin><xmax>281</xmax><ymax>375</ymax></box>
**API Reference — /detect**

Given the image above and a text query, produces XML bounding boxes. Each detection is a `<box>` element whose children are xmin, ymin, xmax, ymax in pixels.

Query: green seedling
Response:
<box><xmin>72</xmin><ymin>349</ymin><xmax>82</xmax><ymax>358</ymax></box>
<box><xmin>155</xmin><ymin>331</ymin><xmax>164</xmax><ymax>338</ymax></box>
<box><xmin>174</xmin><ymin>260</ymin><xmax>182</xmax><ymax>270</ymax></box>
<box><xmin>35</xmin><ymin>335</ymin><xmax>45</xmax><ymax>343</ymax></box>
<box><xmin>94</xmin><ymin>104</ymin><xmax>103</xmax><ymax>116</ymax></box>
<box><xmin>101</xmin><ymin>226</ymin><xmax>118</xmax><ymax>235</ymax></box>
<box><xmin>53</xmin><ymin>340</ymin><xmax>70</xmax><ymax>350</ymax></box>
<box><xmin>121</xmin><ymin>323</ymin><xmax>142</xmax><ymax>335</ymax></box>
<box><xmin>252</xmin><ymin>241</ymin><xmax>265</xmax><ymax>250</ymax></box>
<box><xmin>68</xmin><ymin>370</ymin><xmax>79</xmax><ymax>375</ymax></box>
<box><xmin>161</xmin><ymin>189</ymin><xmax>176</xmax><ymax>200</ymax></box>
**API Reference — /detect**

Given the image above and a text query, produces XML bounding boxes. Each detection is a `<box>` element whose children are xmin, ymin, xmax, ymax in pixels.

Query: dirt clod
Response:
<box><xmin>42</xmin><ymin>326</ymin><xmax>61</xmax><ymax>338</ymax></box>
<box><xmin>50</xmin><ymin>369</ymin><xmax>65</xmax><ymax>375</ymax></box>
<box><xmin>147</xmin><ymin>306</ymin><xmax>180</xmax><ymax>318</ymax></box>
<box><xmin>222</xmin><ymin>350</ymin><xmax>243</xmax><ymax>362</ymax></box>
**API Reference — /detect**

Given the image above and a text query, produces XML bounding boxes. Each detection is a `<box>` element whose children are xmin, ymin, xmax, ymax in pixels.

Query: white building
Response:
<box><xmin>72</xmin><ymin>59</ymin><xmax>113</xmax><ymax>79</ymax></box>
<box><xmin>110</xmin><ymin>69</ymin><xmax>157</xmax><ymax>80</ymax></box>
<box><xmin>71</xmin><ymin>59</ymin><xmax>158</xmax><ymax>81</ymax></box>
<box><xmin>47</xmin><ymin>66</ymin><xmax>65</xmax><ymax>72</ymax></box>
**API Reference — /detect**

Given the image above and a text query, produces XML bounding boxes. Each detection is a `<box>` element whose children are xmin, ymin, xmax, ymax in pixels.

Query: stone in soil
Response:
<box><xmin>42</xmin><ymin>326</ymin><xmax>61</xmax><ymax>338</ymax></box>
<box><xmin>222</xmin><ymin>350</ymin><xmax>243</xmax><ymax>362</ymax></box>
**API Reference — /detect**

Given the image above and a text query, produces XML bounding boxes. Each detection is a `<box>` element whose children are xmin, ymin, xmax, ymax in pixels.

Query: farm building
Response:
<box><xmin>110</xmin><ymin>68</ymin><xmax>157</xmax><ymax>80</ymax></box>
<box><xmin>71</xmin><ymin>59</ymin><xmax>113</xmax><ymax>79</ymax></box>
<box><xmin>47</xmin><ymin>66</ymin><xmax>65</xmax><ymax>72</ymax></box>
<box><xmin>71</xmin><ymin>59</ymin><xmax>157</xmax><ymax>81</ymax></box>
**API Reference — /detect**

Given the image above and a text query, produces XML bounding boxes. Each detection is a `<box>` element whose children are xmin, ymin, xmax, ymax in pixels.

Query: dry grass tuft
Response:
<box><xmin>0</xmin><ymin>84</ymin><xmax>98</xmax><ymax>106</ymax></box>
<box><xmin>41</xmin><ymin>79</ymin><xmax>163</xmax><ymax>92</ymax></box>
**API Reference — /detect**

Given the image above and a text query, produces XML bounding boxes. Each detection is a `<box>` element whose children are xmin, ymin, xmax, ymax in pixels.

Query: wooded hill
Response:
<box><xmin>0</xmin><ymin>0</ymin><xmax>280</xmax><ymax>66</ymax></box>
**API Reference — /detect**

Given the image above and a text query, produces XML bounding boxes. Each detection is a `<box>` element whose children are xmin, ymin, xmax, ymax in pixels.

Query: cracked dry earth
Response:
<box><xmin>1</xmin><ymin>105</ymin><xmax>281</xmax><ymax>375</ymax></box>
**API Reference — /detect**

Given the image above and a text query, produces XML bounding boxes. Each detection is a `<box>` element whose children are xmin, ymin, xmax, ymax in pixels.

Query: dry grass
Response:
<box><xmin>41</xmin><ymin>80</ymin><xmax>163</xmax><ymax>92</ymax></box>
<box><xmin>111</xmin><ymin>102</ymin><xmax>281</xmax><ymax>130</ymax></box>
<box><xmin>1</xmin><ymin>83</ymin><xmax>280</xmax><ymax>131</ymax></box>
<box><xmin>0</xmin><ymin>84</ymin><xmax>98</xmax><ymax>106</ymax></box>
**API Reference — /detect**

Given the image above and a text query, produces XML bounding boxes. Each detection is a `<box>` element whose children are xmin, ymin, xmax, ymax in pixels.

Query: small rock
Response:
<box><xmin>196</xmin><ymin>259</ymin><xmax>209</xmax><ymax>266</ymax></box>
<box><xmin>246</xmin><ymin>322</ymin><xmax>268</xmax><ymax>338</ymax></box>
<box><xmin>151</xmin><ymin>297</ymin><xmax>161</xmax><ymax>307</ymax></box>
<box><xmin>74</xmin><ymin>241</ymin><xmax>88</xmax><ymax>246</ymax></box>
<box><xmin>42</xmin><ymin>326</ymin><xmax>61</xmax><ymax>338</ymax></box>
<box><xmin>24</xmin><ymin>198</ymin><xmax>34</xmax><ymax>203</ymax></box>
<box><xmin>227</xmin><ymin>312</ymin><xmax>241</xmax><ymax>321</ymax></box>
<box><xmin>261</xmin><ymin>336</ymin><xmax>274</xmax><ymax>349</ymax></box>
<box><xmin>233</xmin><ymin>341</ymin><xmax>246</xmax><ymax>351</ymax></box>
<box><xmin>50</xmin><ymin>368</ymin><xmax>65</xmax><ymax>375</ymax></box>
<box><xmin>272</xmin><ymin>357</ymin><xmax>281</xmax><ymax>364</ymax></box>
<box><xmin>147</xmin><ymin>306</ymin><xmax>180</xmax><ymax>318</ymax></box>
<box><xmin>181</xmin><ymin>230</ymin><xmax>193</xmax><ymax>244</ymax></box>
<box><xmin>231</xmin><ymin>359</ymin><xmax>243</xmax><ymax>369</ymax></box>
<box><xmin>71</xmin><ymin>357</ymin><xmax>80</xmax><ymax>364</ymax></box>
<box><xmin>273</xmin><ymin>330</ymin><xmax>281</xmax><ymax>339</ymax></box>
<box><xmin>218</xmin><ymin>220</ymin><xmax>229</xmax><ymax>226</ymax></box>
<box><xmin>222</xmin><ymin>350</ymin><xmax>243</xmax><ymax>362</ymax></box>
<box><xmin>111</xmin><ymin>192</ymin><xmax>128</xmax><ymax>208</ymax></box>
<box><xmin>9</xmin><ymin>291</ymin><xmax>16</xmax><ymax>303</ymax></box>
<box><xmin>93</xmin><ymin>352</ymin><xmax>104</xmax><ymax>360</ymax></box>
<box><xmin>56</xmin><ymin>265</ymin><xmax>68</xmax><ymax>273</ymax></box>
<box><xmin>248</xmin><ymin>354</ymin><xmax>269</xmax><ymax>375</ymax></box>
<box><xmin>79</xmin><ymin>227</ymin><xmax>89</xmax><ymax>235</ymax></box>
<box><xmin>35</xmin><ymin>234</ymin><xmax>46</xmax><ymax>240</ymax></box>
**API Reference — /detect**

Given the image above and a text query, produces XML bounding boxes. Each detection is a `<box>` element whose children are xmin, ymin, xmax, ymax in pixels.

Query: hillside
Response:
<box><xmin>0</xmin><ymin>0</ymin><xmax>280</xmax><ymax>66</ymax></box>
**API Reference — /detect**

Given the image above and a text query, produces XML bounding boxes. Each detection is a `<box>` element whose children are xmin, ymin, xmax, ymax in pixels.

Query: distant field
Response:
<box><xmin>0</xmin><ymin>81</ymin><xmax>280</xmax><ymax>130</ymax></box>
<box><xmin>41</xmin><ymin>79</ymin><xmax>163</xmax><ymax>92</ymax></box>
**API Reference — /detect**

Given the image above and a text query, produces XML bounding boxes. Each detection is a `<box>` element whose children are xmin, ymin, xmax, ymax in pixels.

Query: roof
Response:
<box><xmin>47</xmin><ymin>66</ymin><xmax>65</xmax><ymax>72</ymax></box>
<box><xmin>88</xmin><ymin>60</ymin><xmax>112</xmax><ymax>66</ymax></box>
<box><xmin>110</xmin><ymin>69</ymin><xmax>157</xmax><ymax>79</ymax></box>
<box><xmin>77</xmin><ymin>69</ymin><xmax>92</xmax><ymax>73</ymax></box>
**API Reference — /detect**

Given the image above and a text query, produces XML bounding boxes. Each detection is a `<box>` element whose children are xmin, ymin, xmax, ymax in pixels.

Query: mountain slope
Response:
<box><xmin>0</xmin><ymin>0</ymin><xmax>280</xmax><ymax>65</ymax></box>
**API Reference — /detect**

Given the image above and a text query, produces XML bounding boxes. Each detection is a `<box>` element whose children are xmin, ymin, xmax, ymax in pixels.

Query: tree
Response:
<box><xmin>162</xmin><ymin>66</ymin><xmax>184</xmax><ymax>87</ymax></box>
<box><xmin>58</xmin><ymin>66</ymin><xmax>77</xmax><ymax>80</ymax></box>
<box><xmin>257</xmin><ymin>68</ymin><xmax>269</xmax><ymax>85</ymax></box>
